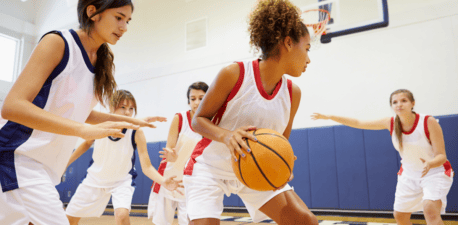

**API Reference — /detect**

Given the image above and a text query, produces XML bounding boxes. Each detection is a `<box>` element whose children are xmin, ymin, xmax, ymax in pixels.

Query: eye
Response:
<box><xmin>116</xmin><ymin>16</ymin><xmax>121</xmax><ymax>21</ymax></box>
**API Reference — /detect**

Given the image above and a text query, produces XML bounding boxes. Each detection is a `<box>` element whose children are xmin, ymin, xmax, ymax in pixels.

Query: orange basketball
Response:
<box><xmin>232</xmin><ymin>128</ymin><xmax>295</xmax><ymax>191</ymax></box>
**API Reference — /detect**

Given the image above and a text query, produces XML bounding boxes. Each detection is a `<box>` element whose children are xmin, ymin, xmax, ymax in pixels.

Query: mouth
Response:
<box><xmin>113</xmin><ymin>33</ymin><xmax>122</xmax><ymax>39</ymax></box>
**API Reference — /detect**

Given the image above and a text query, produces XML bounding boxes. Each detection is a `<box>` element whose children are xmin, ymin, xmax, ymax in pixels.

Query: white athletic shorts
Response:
<box><xmin>148</xmin><ymin>191</ymin><xmax>187</xmax><ymax>225</ymax></box>
<box><xmin>0</xmin><ymin>182</ymin><xmax>69</xmax><ymax>225</ymax></box>
<box><xmin>183</xmin><ymin>175</ymin><xmax>292</xmax><ymax>223</ymax></box>
<box><xmin>66</xmin><ymin>180</ymin><xmax>135</xmax><ymax>218</ymax></box>
<box><xmin>394</xmin><ymin>172</ymin><xmax>453</xmax><ymax>214</ymax></box>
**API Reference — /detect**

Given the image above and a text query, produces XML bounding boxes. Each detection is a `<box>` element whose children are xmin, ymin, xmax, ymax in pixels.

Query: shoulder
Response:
<box><xmin>134</xmin><ymin>128</ymin><xmax>145</xmax><ymax>138</ymax></box>
<box><xmin>39</xmin><ymin>32</ymin><xmax>66</xmax><ymax>52</ymax></box>
<box><xmin>217</xmin><ymin>63</ymin><xmax>241</xmax><ymax>84</ymax></box>
<box><xmin>426</xmin><ymin>116</ymin><xmax>440</xmax><ymax>128</ymax></box>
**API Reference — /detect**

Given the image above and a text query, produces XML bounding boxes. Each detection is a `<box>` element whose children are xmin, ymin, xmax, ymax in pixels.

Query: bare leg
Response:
<box><xmin>114</xmin><ymin>208</ymin><xmax>131</xmax><ymax>225</ymax></box>
<box><xmin>259</xmin><ymin>190</ymin><xmax>318</xmax><ymax>225</ymax></box>
<box><xmin>423</xmin><ymin>200</ymin><xmax>444</xmax><ymax>225</ymax></box>
<box><xmin>189</xmin><ymin>218</ymin><xmax>220</xmax><ymax>225</ymax></box>
<box><xmin>393</xmin><ymin>211</ymin><xmax>412</xmax><ymax>225</ymax></box>
<box><xmin>66</xmin><ymin>215</ymin><xmax>81</xmax><ymax>225</ymax></box>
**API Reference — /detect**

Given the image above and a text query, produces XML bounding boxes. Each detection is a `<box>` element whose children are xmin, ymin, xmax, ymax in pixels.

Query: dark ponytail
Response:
<box><xmin>77</xmin><ymin>0</ymin><xmax>134</xmax><ymax>106</ymax></box>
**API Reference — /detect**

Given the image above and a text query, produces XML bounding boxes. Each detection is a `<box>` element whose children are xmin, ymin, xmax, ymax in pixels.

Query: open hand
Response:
<box><xmin>163</xmin><ymin>176</ymin><xmax>184</xmax><ymax>195</ymax></box>
<box><xmin>223</xmin><ymin>125</ymin><xmax>257</xmax><ymax>162</ymax></box>
<box><xmin>311</xmin><ymin>113</ymin><xmax>330</xmax><ymax>120</ymax></box>
<box><xmin>159</xmin><ymin>147</ymin><xmax>178</xmax><ymax>162</ymax></box>
<box><xmin>79</xmin><ymin>121</ymin><xmax>139</xmax><ymax>140</ymax></box>
<box><xmin>420</xmin><ymin>158</ymin><xmax>431</xmax><ymax>177</ymax></box>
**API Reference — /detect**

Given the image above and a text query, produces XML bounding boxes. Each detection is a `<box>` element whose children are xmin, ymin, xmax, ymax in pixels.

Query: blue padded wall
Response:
<box><xmin>58</xmin><ymin>114</ymin><xmax>458</xmax><ymax>213</ymax></box>
<box><xmin>334</xmin><ymin>127</ymin><xmax>370</xmax><ymax>210</ymax></box>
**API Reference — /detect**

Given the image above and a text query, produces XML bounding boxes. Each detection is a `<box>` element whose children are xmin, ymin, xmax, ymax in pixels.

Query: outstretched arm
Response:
<box><xmin>159</xmin><ymin>114</ymin><xmax>180</xmax><ymax>162</ymax></box>
<box><xmin>1</xmin><ymin>34</ymin><xmax>138</xmax><ymax>140</ymax></box>
<box><xmin>85</xmin><ymin>110</ymin><xmax>166</xmax><ymax>128</ymax></box>
<box><xmin>311</xmin><ymin>113</ymin><xmax>391</xmax><ymax>131</ymax></box>
<box><xmin>66</xmin><ymin>139</ymin><xmax>95</xmax><ymax>169</ymax></box>
<box><xmin>135</xmin><ymin>129</ymin><xmax>183</xmax><ymax>192</ymax></box>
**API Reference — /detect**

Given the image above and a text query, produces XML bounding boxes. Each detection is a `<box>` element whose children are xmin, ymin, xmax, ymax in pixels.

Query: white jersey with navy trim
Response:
<box><xmin>153</xmin><ymin>110</ymin><xmax>202</xmax><ymax>201</ymax></box>
<box><xmin>392</xmin><ymin>113</ymin><xmax>453</xmax><ymax>179</ymax></box>
<box><xmin>184</xmin><ymin>59</ymin><xmax>293</xmax><ymax>179</ymax></box>
<box><xmin>0</xmin><ymin>29</ymin><xmax>97</xmax><ymax>192</ymax></box>
<box><xmin>82</xmin><ymin>129</ymin><xmax>138</xmax><ymax>188</ymax></box>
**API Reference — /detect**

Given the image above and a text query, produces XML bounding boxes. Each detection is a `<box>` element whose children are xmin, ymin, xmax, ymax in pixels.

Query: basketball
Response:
<box><xmin>232</xmin><ymin>128</ymin><xmax>295</xmax><ymax>191</ymax></box>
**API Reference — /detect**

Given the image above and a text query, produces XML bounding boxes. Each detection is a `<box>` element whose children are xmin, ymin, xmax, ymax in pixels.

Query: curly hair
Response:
<box><xmin>248</xmin><ymin>0</ymin><xmax>308</xmax><ymax>60</ymax></box>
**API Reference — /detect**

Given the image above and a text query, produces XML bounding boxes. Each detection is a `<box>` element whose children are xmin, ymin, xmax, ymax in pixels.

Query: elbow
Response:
<box><xmin>1</xmin><ymin>104</ymin><xmax>13</xmax><ymax>120</ymax></box>
<box><xmin>191</xmin><ymin>117</ymin><xmax>200</xmax><ymax>132</ymax></box>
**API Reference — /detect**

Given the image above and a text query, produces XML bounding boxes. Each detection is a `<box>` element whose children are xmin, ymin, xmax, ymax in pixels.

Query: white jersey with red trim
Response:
<box><xmin>153</xmin><ymin>110</ymin><xmax>202</xmax><ymax>201</ymax></box>
<box><xmin>184</xmin><ymin>59</ymin><xmax>293</xmax><ymax>180</ymax></box>
<box><xmin>391</xmin><ymin>113</ymin><xmax>453</xmax><ymax>179</ymax></box>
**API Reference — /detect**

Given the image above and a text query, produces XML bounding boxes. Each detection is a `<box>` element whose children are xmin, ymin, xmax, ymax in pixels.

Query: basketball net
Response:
<box><xmin>302</xmin><ymin>9</ymin><xmax>331</xmax><ymax>49</ymax></box>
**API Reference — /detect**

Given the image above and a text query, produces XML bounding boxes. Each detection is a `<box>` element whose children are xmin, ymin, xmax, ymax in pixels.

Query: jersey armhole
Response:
<box><xmin>40</xmin><ymin>30</ymin><xmax>70</xmax><ymax>84</ymax></box>
<box><xmin>390</xmin><ymin>117</ymin><xmax>394</xmax><ymax>136</ymax></box>
<box><xmin>211</xmin><ymin>62</ymin><xmax>245</xmax><ymax>125</ymax></box>
<box><xmin>131</xmin><ymin>130</ymin><xmax>137</xmax><ymax>150</ymax></box>
<box><xmin>176</xmin><ymin>113</ymin><xmax>183</xmax><ymax>134</ymax></box>
<box><xmin>424</xmin><ymin>115</ymin><xmax>431</xmax><ymax>142</ymax></box>
<box><xmin>287</xmin><ymin>79</ymin><xmax>293</xmax><ymax>103</ymax></box>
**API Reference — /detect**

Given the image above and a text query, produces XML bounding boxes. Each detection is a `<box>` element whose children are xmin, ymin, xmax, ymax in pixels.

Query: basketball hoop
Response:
<box><xmin>302</xmin><ymin>9</ymin><xmax>331</xmax><ymax>48</ymax></box>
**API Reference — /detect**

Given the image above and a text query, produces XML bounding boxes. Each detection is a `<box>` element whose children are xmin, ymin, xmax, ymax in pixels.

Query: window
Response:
<box><xmin>0</xmin><ymin>34</ymin><xmax>19</xmax><ymax>82</ymax></box>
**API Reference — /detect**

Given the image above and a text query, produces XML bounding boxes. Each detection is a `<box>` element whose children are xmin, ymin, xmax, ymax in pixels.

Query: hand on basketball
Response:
<box><xmin>79</xmin><ymin>121</ymin><xmax>139</xmax><ymax>140</ymax></box>
<box><xmin>159</xmin><ymin>147</ymin><xmax>178</xmax><ymax>162</ymax></box>
<box><xmin>163</xmin><ymin>175</ymin><xmax>184</xmax><ymax>195</ymax></box>
<box><xmin>311</xmin><ymin>113</ymin><xmax>330</xmax><ymax>120</ymax></box>
<box><xmin>420</xmin><ymin>158</ymin><xmax>431</xmax><ymax>177</ymax></box>
<box><xmin>223</xmin><ymin>126</ymin><xmax>257</xmax><ymax>161</ymax></box>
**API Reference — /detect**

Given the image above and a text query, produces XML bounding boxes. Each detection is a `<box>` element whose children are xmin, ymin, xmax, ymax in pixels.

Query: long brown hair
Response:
<box><xmin>110</xmin><ymin>90</ymin><xmax>137</xmax><ymax>115</ymax></box>
<box><xmin>248</xmin><ymin>0</ymin><xmax>309</xmax><ymax>60</ymax></box>
<box><xmin>77</xmin><ymin>0</ymin><xmax>134</xmax><ymax>106</ymax></box>
<box><xmin>389</xmin><ymin>89</ymin><xmax>415</xmax><ymax>150</ymax></box>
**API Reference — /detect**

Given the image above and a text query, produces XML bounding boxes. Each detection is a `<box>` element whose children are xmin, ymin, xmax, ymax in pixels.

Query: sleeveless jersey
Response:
<box><xmin>82</xmin><ymin>129</ymin><xmax>138</xmax><ymax>188</ymax></box>
<box><xmin>184</xmin><ymin>59</ymin><xmax>293</xmax><ymax>179</ymax></box>
<box><xmin>0</xmin><ymin>29</ymin><xmax>97</xmax><ymax>192</ymax></box>
<box><xmin>391</xmin><ymin>113</ymin><xmax>453</xmax><ymax>179</ymax></box>
<box><xmin>152</xmin><ymin>110</ymin><xmax>202</xmax><ymax>201</ymax></box>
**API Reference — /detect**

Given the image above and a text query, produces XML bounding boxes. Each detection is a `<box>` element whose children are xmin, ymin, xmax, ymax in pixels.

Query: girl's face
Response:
<box><xmin>284</xmin><ymin>34</ymin><xmax>311</xmax><ymax>77</ymax></box>
<box><xmin>113</xmin><ymin>99</ymin><xmax>135</xmax><ymax>117</ymax></box>
<box><xmin>188</xmin><ymin>89</ymin><xmax>206</xmax><ymax>114</ymax></box>
<box><xmin>391</xmin><ymin>93</ymin><xmax>415</xmax><ymax>116</ymax></box>
<box><xmin>91</xmin><ymin>5</ymin><xmax>132</xmax><ymax>45</ymax></box>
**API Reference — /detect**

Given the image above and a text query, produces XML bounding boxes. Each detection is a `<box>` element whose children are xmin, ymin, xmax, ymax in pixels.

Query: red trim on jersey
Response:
<box><xmin>177</xmin><ymin>113</ymin><xmax>183</xmax><ymax>134</ymax></box>
<box><xmin>211</xmin><ymin>62</ymin><xmax>245</xmax><ymax>125</ymax></box>
<box><xmin>390</xmin><ymin>117</ymin><xmax>394</xmax><ymax>136</ymax></box>
<box><xmin>184</xmin><ymin>138</ymin><xmax>212</xmax><ymax>175</ymax></box>
<box><xmin>152</xmin><ymin>159</ymin><xmax>168</xmax><ymax>193</ymax></box>
<box><xmin>397</xmin><ymin>165</ymin><xmax>403</xmax><ymax>175</ymax></box>
<box><xmin>253</xmin><ymin>59</ymin><xmax>283</xmax><ymax>100</ymax></box>
<box><xmin>424</xmin><ymin>115</ymin><xmax>431</xmax><ymax>142</ymax></box>
<box><xmin>402</xmin><ymin>113</ymin><xmax>419</xmax><ymax>135</ymax></box>
<box><xmin>287</xmin><ymin>79</ymin><xmax>293</xmax><ymax>103</ymax></box>
<box><xmin>444</xmin><ymin>160</ymin><xmax>454</xmax><ymax>177</ymax></box>
<box><xmin>187</xmin><ymin>110</ymin><xmax>195</xmax><ymax>132</ymax></box>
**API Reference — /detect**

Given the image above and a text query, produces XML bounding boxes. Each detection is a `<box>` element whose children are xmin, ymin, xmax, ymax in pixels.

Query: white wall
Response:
<box><xmin>34</xmin><ymin>0</ymin><xmax>458</xmax><ymax>142</ymax></box>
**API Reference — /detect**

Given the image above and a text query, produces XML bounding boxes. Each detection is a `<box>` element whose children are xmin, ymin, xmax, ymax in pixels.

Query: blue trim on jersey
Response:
<box><xmin>129</xmin><ymin>130</ymin><xmax>137</xmax><ymax>187</ymax></box>
<box><xmin>0</xmin><ymin>31</ymin><xmax>70</xmax><ymax>192</ymax></box>
<box><xmin>69</xmin><ymin>29</ymin><xmax>95</xmax><ymax>73</ymax></box>
<box><xmin>108</xmin><ymin>129</ymin><xmax>127</xmax><ymax>141</ymax></box>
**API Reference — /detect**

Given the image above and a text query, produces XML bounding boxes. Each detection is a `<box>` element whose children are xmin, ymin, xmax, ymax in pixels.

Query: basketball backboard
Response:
<box><xmin>301</xmin><ymin>0</ymin><xmax>389</xmax><ymax>44</ymax></box>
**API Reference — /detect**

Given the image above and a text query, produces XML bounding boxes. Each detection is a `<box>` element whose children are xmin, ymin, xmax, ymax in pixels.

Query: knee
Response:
<box><xmin>423</xmin><ymin>203</ymin><xmax>441</xmax><ymax>221</ymax></box>
<box><xmin>115</xmin><ymin>210</ymin><xmax>130</xmax><ymax>222</ymax></box>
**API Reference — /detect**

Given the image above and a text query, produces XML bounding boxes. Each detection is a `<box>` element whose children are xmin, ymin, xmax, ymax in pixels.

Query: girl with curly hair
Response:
<box><xmin>183</xmin><ymin>0</ymin><xmax>317</xmax><ymax>224</ymax></box>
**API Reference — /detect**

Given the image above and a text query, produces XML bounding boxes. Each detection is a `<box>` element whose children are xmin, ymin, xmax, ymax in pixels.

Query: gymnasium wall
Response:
<box><xmin>57</xmin><ymin>114</ymin><xmax>458</xmax><ymax>212</ymax></box>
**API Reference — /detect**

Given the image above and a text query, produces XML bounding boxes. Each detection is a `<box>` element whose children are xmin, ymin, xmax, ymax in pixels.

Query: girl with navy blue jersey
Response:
<box><xmin>0</xmin><ymin>1</ymin><xmax>159</xmax><ymax>224</ymax></box>
<box><xmin>65</xmin><ymin>90</ymin><xmax>183</xmax><ymax>225</ymax></box>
